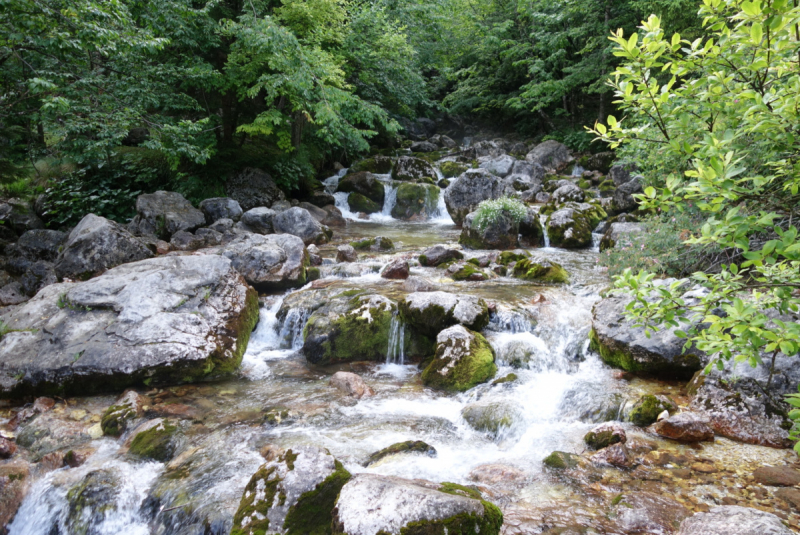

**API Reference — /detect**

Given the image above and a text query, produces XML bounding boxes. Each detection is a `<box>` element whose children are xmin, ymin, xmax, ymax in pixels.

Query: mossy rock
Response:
<box><xmin>364</xmin><ymin>440</ymin><xmax>437</xmax><ymax>467</ymax></box>
<box><xmin>461</xmin><ymin>401</ymin><xmax>521</xmax><ymax>437</ymax></box>
<box><xmin>492</xmin><ymin>373</ymin><xmax>518</xmax><ymax>385</ymax></box>
<box><xmin>350</xmin><ymin>155</ymin><xmax>392</xmax><ymax>174</ymax></box>
<box><xmin>350</xmin><ymin>236</ymin><xmax>395</xmax><ymax>251</ymax></box>
<box><xmin>583</xmin><ymin>427</ymin><xmax>623</xmax><ymax>450</ymax></box>
<box><xmin>628</xmin><ymin>394</ymin><xmax>676</xmax><ymax>427</ymax></box>
<box><xmin>451</xmin><ymin>263</ymin><xmax>489</xmax><ymax>281</ymax></box>
<box><xmin>512</xmin><ymin>259</ymin><xmax>568</xmax><ymax>283</ymax></box>
<box><xmin>65</xmin><ymin>469</ymin><xmax>120</xmax><ymax>535</ymax></box>
<box><xmin>129</xmin><ymin>419</ymin><xmax>178</xmax><ymax>461</ymax></box>
<box><xmin>543</xmin><ymin>451</ymin><xmax>580</xmax><ymax>469</ymax></box>
<box><xmin>348</xmin><ymin>192</ymin><xmax>381</xmax><ymax>214</ymax></box>
<box><xmin>392</xmin><ymin>183</ymin><xmax>439</xmax><ymax>220</ymax></box>
<box><xmin>439</xmin><ymin>161</ymin><xmax>469</xmax><ymax>178</ymax></box>
<box><xmin>498</xmin><ymin>251</ymin><xmax>528</xmax><ymax>266</ymax></box>
<box><xmin>101</xmin><ymin>402</ymin><xmax>138</xmax><ymax>437</ymax></box>
<box><xmin>438</xmin><ymin>179</ymin><xmax>450</xmax><ymax>188</ymax></box>
<box><xmin>422</xmin><ymin>326</ymin><xmax>497</xmax><ymax>392</ymax></box>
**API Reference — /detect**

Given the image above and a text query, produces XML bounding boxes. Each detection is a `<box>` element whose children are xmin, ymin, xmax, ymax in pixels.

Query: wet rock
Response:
<box><xmin>600</xmin><ymin>222</ymin><xmax>643</xmax><ymax>251</ymax></box>
<box><xmin>364</xmin><ymin>441</ymin><xmax>436</xmax><ymax>467</ymax></box>
<box><xmin>511</xmin><ymin>258</ymin><xmax>568</xmax><ymax>283</ymax></box>
<box><xmin>321</xmin><ymin>205</ymin><xmax>346</xmax><ymax>227</ymax></box>
<box><xmin>0</xmin><ymin>436</ymin><xmax>16</xmax><ymax>458</ymax></box>
<box><xmin>590</xmin><ymin>443</ymin><xmax>631</xmax><ymax>468</ymax></box>
<box><xmin>381</xmin><ymin>259</ymin><xmax>409</xmax><ymax>280</ymax></box>
<box><xmin>461</xmin><ymin>401</ymin><xmax>522</xmax><ymax>438</ymax></box>
<box><xmin>128</xmin><ymin>418</ymin><xmax>179</xmax><ymax>461</ymax></box>
<box><xmin>519</xmin><ymin>208</ymin><xmax>545</xmax><ymax>246</ymax></box>
<box><xmin>402</xmin><ymin>276</ymin><xmax>437</xmax><ymax>293</ymax></box>
<box><xmin>609</xmin><ymin>163</ymin><xmax>638</xmax><ymax>187</ymax></box>
<box><xmin>351</xmin><ymin>236</ymin><xmax>395</xmax><ymax>252</ymax></box>
<box><xmin>0</xmin><ymin>199</ymin><xmax>44</xmax><ymax>235</ymax></box>
<box><xmin>218</xmin><ymin>232</ymin><xmax>308</xmax><ymax>291</ymax></box>
<box><xmin>449</xmin><ymin>262</ymin><xmax>491</xmax><ymax>281</ymax></box>
<box><xmin>14</xmin><ymin>229</ymin><xmax>67</xmax><ymax>261</ymax></box>
<box><xmin>0</xmin><ymin>255</ymin><xmax>258</xmax><ymax>398</ymax></box>
<box><xmin>400</xmin><ymin>291</ymin><xmax>489</xmax><ymax>335</ymax></box>
<box><xmin>239</xmin><ymin>206</ymin><xmax>276</xmax><ymax>234</ymax></box>
<box><xmin>332</xmin><ymin>474</ymin><xmax>503</xmax><ymax>535</ymax></box>
<box><xmin>552</xmin><ymin>183</ymin><xmax>585</xmax><ymax>204</ymax></box>
<box><xmin>15</xmin><ymin>411</ymin><xmax>89</xmax><ymax>457</ymax></box>
<box><xmin>64</xmin><ymin>469</ymin><xmax>120</xmax><ymax>534</ymax></box>
<box><xmin>546</xmin><ymin>204</ymin><xmax>599</xmax><ymax>248</ymax></box>
<box><xmin>272</xmin><ymin>206</ymin><xmax>331</xmax><ymax>245</ymax></box>
<box><xmin>611</xmin><ymin>176</ymin><xmax>644</xmax><ymax>215</ymax></box>
<box><xmin>468</xmin><ymin>464</ymin><xmax>526</xmax><ymax>485</ymax></box>
<box><xmin>525</xmin><ymin>140</ymin><xmax>573</xmax><ymax>172</ymax></box>
<box><xmin>329</xmin><ymin>371</ymin><xmax>374</xmax><ymax>399</ymax></box>
<box><xmin>610</xmin><ymin>492</ymin><xmax>690</xmax><ymax>534</ymax></box>
<box><xmin>460</xmin><ymin>210</ymin><xmax>519</xmax><ymax>250</ymax></box>
<box><xmin>392</xmin><ymin>156</ymin><xmax>437</xmax><ymax>182</ymax></box>
<box><xmin>0</xmin><ymin>460</ymin><xmax>31</xmax><ymax>529</ymax></box>
<box><xmin>350</xmin><ymin>155</ymin><xmax>393</xmax><ymax>174</ymax></box>
<box><xmin>590</xmin><ymin>291</ymin><xmax>705</xmax><ymax>378</ymax></box>
<box><xmin>419</xmin><ymin>245</ymin><xmax>464</xmax><ymax>267</ymax></box>
<box><xmin>753</xmin><ymin>466</ymin><xmax>800</xmax><ymax>486</ymax></box>
<box><xmin>226</xmin><ymin>167</ymin><xmax>285</xmax><ymax>211</ymax></box>
<box><xmin>232</xmin><ymin>446</ymin><xmax>350</xmax><ymax>535</ymax></box>
<box><xmin>199</xmin><ymin>197</ymin><xmax>243</xmax><ymax>224</ymax></box>
<box><xmin>128</xmin><ymin>191</ymin><xmax>205</xmax><ymax>239</ymax></box>
<box><xmin>492</xmin><ymin>373</ymin><xmax>518</xmax><ymax>385</ymax></box>
<box><xmin>55</xmin><ymin>214</ymin><xmax>153</xmax><ymax>281</ymax></box>
<box><xmin>444</xmin><ymin>168</ymin><xmax>506</xmax><ymax>226</ymax></box>
<box><xmin>629</xmin><ymin>394</ymin><xmax>676</xmax><ymax>427</ymax></box>
<box><xmin>542</xmin><ymin>451</ymin><xmax>580</xmax><ymax>469</ymax></box>
<box><xmin>653</xmin><ymin>412</ymin><xmax>714</xmax><ymax>442</ymax></box>
<box><xmin>101</xmin><ymin>390</ymin><xmax>146</xmax><ymax>436</ymax></box>
<box><xmin>676</xmin><ymin>505</ymin><xmax>792</xmax><ymax>535</ymax></box>
<box><xmin>392</xmin><ymin>183</ymin><xmax>440</xmax><ymax>220</ymax></box>
<box><xmin>169</xmin><ymin>229</ymin><xmax>205</xmax><ymax>251</ymax></box>
<box><xmin>337</xmin><ymin>171</ymin><xmax>385</xmax><ymax>206</ymax></box>
<box><xmin>422</xmin><ymin>325</ymin><xmax>497</xmax><ymax>392</ymax></box>
<box><xmin>410</xmin><ymin>140</ymin><xmax>438</xmax><ymax>153</ymax></box>
<box><xmin>337</xmin><ymin>244</ymin><xmax>357</xmax><ymax>263</ymax></box>
<box><xmin>584</xmin><ymin>422</ymin><xmax>627</xmax><ymax>450</ymax></box>
<box><xmin>775</xmin><ymin>488</ymin><xmax>800</xmax><ymax>510</ymax></box>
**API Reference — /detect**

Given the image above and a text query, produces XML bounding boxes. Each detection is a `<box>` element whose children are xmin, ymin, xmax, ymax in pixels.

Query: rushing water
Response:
<box><xmin>6</xmin><ymin>157</ymin><xmax>796</xmax><ymax>535</ymax></box>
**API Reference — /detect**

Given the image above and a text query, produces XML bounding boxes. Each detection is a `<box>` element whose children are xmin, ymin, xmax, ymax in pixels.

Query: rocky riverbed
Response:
<box><xmin>1</xmin><ymin>138</ymin><xmax>798</xmax><ymax>534</ymax></box>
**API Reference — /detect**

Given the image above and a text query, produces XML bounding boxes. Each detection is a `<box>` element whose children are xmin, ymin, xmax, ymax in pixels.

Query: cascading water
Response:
<box><xmin>571</xmin><ymin>164</ymin><xmax>585</xmax><ymax>177</ymax></box>
<box><xmin>541</xmin><ymin>213</ymin><xmax>551</xmax><ymax>247</ymax></box>
<box><xmin>385</xmin><ymin>314</ymin><xmax>405</xmax><ymax>365</ymax></box>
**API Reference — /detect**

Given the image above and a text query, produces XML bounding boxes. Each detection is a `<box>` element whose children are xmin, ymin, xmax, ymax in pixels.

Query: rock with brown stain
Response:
<box><xmin>653</xmin><ymin>412</ymin><xmax>714</xmax><ymax>443</ymax></box>
<box><xmin>754</xmin><ymin>466</ymin><xmax>800</xmax><ymax>487</ymax></box>
<box><xmin>329</xmin><ymin>371</ymin><xmax>375</xmax><ymax>399</ymax></box>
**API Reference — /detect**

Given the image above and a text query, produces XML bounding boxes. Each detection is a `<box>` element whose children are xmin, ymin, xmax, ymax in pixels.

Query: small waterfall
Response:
<box><xmin>279</xmin><ymin>308</ymin><xmax>310</xmax><ymax>350</ymax></box>
<box><xmin>487</xmin><ymin>309</ymin><xmax>534</xmax><ymax>334</ymax></box>
<box><xmin>380</xmin><ymin>183</ymin><xmax>398</xmax><ymax>218</ymax></box>
<box><xmin>430</xmin><ymin>168</ymin><xmax>455</xmax><ymax>224</ymax></box>
<box><xmin>386</xmin><ymin>314</ymin><xmax>405</xmax><ymax>364</ymax></box>
<box><xmin>240</xmin><ymin>297</ymin><xmax>309</xmax><ymax>379</ymax></box>
<box><xmin>323</xmin><ymin>168</ymin><xmax>348</xmax><ymax>195</ymax></box>
<box><xmin>541</xmin><ymin>213</ymin><xmax>551</xmax><ymax>248</ymax></box>
<box><xmin>571</xmin><ymin>164</ymin><xmax>585</xmax><ymax>177</ymax></box>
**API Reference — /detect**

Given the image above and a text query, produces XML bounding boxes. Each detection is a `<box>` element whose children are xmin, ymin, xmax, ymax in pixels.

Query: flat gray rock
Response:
<box><xmin>677</xmin><ymin>506</ymin><xmax>792</xmax><ymax>535</ymax></box>
<box><xmin>215</xmin><ymin>232</ymin><xmax>308</xmax><ymax>291</ymax></box>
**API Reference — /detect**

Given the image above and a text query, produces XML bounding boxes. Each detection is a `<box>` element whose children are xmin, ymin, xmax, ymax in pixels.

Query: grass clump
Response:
<box><xmin>472</xmin><ymin>197</ymin><xmax>527</xmax><ymax>233</ymax></box>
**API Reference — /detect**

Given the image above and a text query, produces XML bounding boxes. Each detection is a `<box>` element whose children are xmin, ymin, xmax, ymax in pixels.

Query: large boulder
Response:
<box><xmin>590</xmin><ymin>291</ymin><xmax>705</xmax><ymax>378</ymax></box>
<box><xmin>198</xmin><ymin>197</ymin><xmax>242</xmax><ymax>224</ymax></box>
<box><xmin>444</xmin><ymin>169</ymin><xmax>506</xmax><ymax>226</ymax></box>
<box><xmin>392</xmin><ymin>156</ymin><xmax>437</xmax><ymax>182</ymax></box>
<box><xmin>239</xmin><ymin>207</ymin><xmax>276</xmax><ymax>235</ymax></box>
<box><xmin>55</xmin><ymin>214</ymin><xmax>153</xmax><ymax>281</ymax></box>
<box><xmin>481</xmin><ymin>155</ymin><xmax>516</xmax><ymax>177</ymax></box>
<box><xmin>410</xmin><ymin>140</ymin><xmax>439</xmax><ymax>153</ymax></box>
<box><xmin>599</xmin><ymin>222</ymin><xmax>643</xmax><ymax>251</ymax></box>
<box><xmin>460</xmin><ymin>210</ymin><xmax>519</xmax><ymax>250</ymax></box>
<box><xmin>422</xmin><ymin>325</ymin><xmax>497</xmax><ymax>391</ymax></box>
<box><xmin>510</xmin><ymin>159</ymin><xmax>544</xmax><ymax>181</ymax></box>
<box><xmin>336</xmin><ymin>171</ymin><xmax>385</xmax><ymax>205</ymax></box>
<box><xmin>348</xmin><ymin>192</ymin><xmax>381</xmax><ymax>214</ymax></box>
<box><xmin>217</xmin><ymin>233</ymin><xmax>308</xmax><ymax>291</ymax></box>
<box><xmin>525</xmin><ymin>140</ymin><xmax>573</xmax><ymax>172</ymax></box>
<box><xmin>349</xmin><ymin>155</ymin><xmax>393</xmax><ymax>174</ymax></box>
<box><xmin>226</xmin><ymin>167</ymin><xmax>285</xmax><ymax>211</ymax></box>
<box><xmin>128</xmin><ymin>191</ymin><xmax>205</xmax><ymax>240</ymax></box>
<box><xmin>231</xmin><ymin>446</ymin><xmax>350</xmax><ymax>535</ymax></box>
<box><xmin>609</xmin><ymin>163</ymin><xmax>639</xmax><ymax>186</ymax></box>
<box><xmin>14</xmin><ymin>229</ymin><xmax>67</xmax><ymax>262</ymax></box>
<box><xmin>519</xmin><ymin>207</ymin><xmax>545</xmax><ymax>246</ymax></box>
<box><xmin>652</xmin><ymin>412</ymin><xmax>714</xmax><ymax>442</ymax></box>
<box><xmin>552</xmin><ymin>183</ymin><xmax>585</xmax><ymax>204</ymax></box>
<box><xmin>611</xmin><ymin>176</ymin><xmax>644</xmax><ymax>215</ymax></box>
<box><xmin>0</xmin><ymin>199</ymin><xmax>44</xmax><ymax>235</ymax></box>
<box><xmin>584</xmin><ymin>151</ymin><xmax>616</xmax><ymax>174</ymax></box>
<box><xmin>399</xmin><ymin>291</ymin><xmax>489</xmax><ymax>336</ymax></box>
<box><xmin>677</xmin><ymin>506</ymin><xmax>792</xmax><ymax>535</ymax></box>
<box><xmin>392</xmin><ymin>183</ymin><xmax>440</xmax><ymax>220</ymax></box>
<box><xmin>332</xmin><ymin>474</ymin><xmax>503</xmax><ymax>535</ymax></box>
<box><xmin>272</xmin><ymin>207</ymin><xmax>331</xmax><ymax>245</ymax></box>
<box><xmin>0</xmin><ymin>255</ymin><xmax>258</xmax><ymax>398</ymax></box>
<box><xmin>545</xmin><ymin>205</ymin><xmax>594</xmax><ymax>248</ymax></box>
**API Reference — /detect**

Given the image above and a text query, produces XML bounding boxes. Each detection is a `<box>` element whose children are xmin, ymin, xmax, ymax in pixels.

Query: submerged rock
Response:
<box><xmin>461</xmin><ymin>401</ymin><xmax>522</xmax><ymax>438</ymax></box>
<box><xmin>55</xmin><ymin>214</ymin><xmax>153</xmax><ymax>281</ymax></box>
<box><xmin>653</xmin><ymin>412</ymin><xmax>714</xmax><ymax>443</ymax></box>
<box><xmin>64</xmin><ymin>469</ymin><xmax>121</xmax><ymax>534</ymax></box>
<box><xmin>329</xmin><ymin>371</ymin><xmax>374</xmax><ymax>399</ymax></box>
<box><xmin>421</xmin><ymin>325</ymin><xmax>497</xmax><ymax>392</ymax></box>
<box><xmin>128</xmin><ymin>418</ymin><xmax>179</xmax><ymax>461</ymax></box>
<box><xmin>628</xmin><ymin>394</ymin><xmax>676</xmax><ymax>427</ymax></box>
<box><xmin>610</xmin><ymin>492</ymin><xmax>690</xmax><ymax>534</ymax></box>
<box><xmin>232</xmin><ymin>446</ymin><xmax>350</xmax><ymax>535</ymax></box>
<box><xmin>754</xmin><ymin>466</ymin><xmax>800</xmax><ymax>487</ymax></box>
<box><xmin>400</xmin><ymin>291</ymin><xmax>489</xmax><ymax>335</ymax></box>
<box><xmin>676</xmin><ymin>505</ymin><xmax>792</xmax><ymax>535</ymax></box>
<box><xmin>332</xmin><ymin>474</ymin><xmax>503</xmax><ymax>535</ymax></box>
<box><xmin>0</xmin><ymin>255</ymin><xmax>258</xmax><ymax>398</ymax></box>
<box><xmin>364</xmin><ymin>440</ymin><xmax>437</xmax><ymax>467</ymax></box>
<box><xmin>542</xmin><ymin>451</ymin><xmax>580</xmax><ymax>469</ymax></box>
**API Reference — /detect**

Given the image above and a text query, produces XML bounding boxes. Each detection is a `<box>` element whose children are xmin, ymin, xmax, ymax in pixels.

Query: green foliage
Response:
<box><xmin>591</xmin><ymin>0</ymin><xmax>800</xmax><ymax>391</ymax></box>
<box><xmin>472</xmin><ymin>197</ymin><xmax>527</xmax><ymax>232</ymax></box>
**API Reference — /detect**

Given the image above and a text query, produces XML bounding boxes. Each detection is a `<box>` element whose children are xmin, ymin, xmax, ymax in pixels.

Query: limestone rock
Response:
<box><xmin>400</xmin><ymin>291</ymin><xmax>489</xmax><ymax>335</ymax></box>
<box><xmin>337</xmin><ymin>171</ymin><xmax>385</xmax><ymax>205</ymax></box>
<box><xmin>14</xmin><ymin>229</ymin><xmax>67</xmax><ymax>262</ymax></box>
<box><xmin>552</xmin><ymin>183</ymin><xmax>585</xmax><ymax>204</ymax></box>
<box><xmin>410</xmin><ymin>140</ymin><xmax>438</xmax><ymax>153</ymax></box>
<box><xmin>677</xmin><ymin>506</ymin><xmax>792</xmax><ymax>535</ymax></box>
<box><xmin>459</xmin><ymin>210</ymin><xmax>519</xmax><ymax>250</ymax></box>
<box><xmin>584</xmin><ymin>422</ymin><xmax>627</xmax><ymax>450</ymax></box>
<box><xmin>421</xmin><ymin>325</ymin><xmax>497</xmax><ymax>392</ymax></box>
<box><xmin>226</xmin><ymin>167</ymin><xmax>285</xmax><ymax>211</ymax></box>
<box><xmin>337</xmin><ymin>244</ymin><xmax>357</xmax><ymax>263</ymax></box>
<box><xmin>381</xmin><ymin>259</ymin><xmax>409</xmax><ymax>280</ymax></box>
<box><xmin>525</xmin><ymin>140</ymin><xmax>573</xmax><ymax>172</ymax></box>
<box><xmin>481</xmin><ymin>155</ymin><xmax>516</xmax><ymax>177</ymax></box>
<box><xmin>611</xmin><ymin>492</ymin><xmax>690</xmax><ymax>534</ymax></box>
<box><xmin>272</xmin><ymin>207</ymin><xmax>331</xmax><ymax>245</ymax></box>
<box><xmin>364</xmin><ymin>441</ymin><xmax>436</xmax><ymax>467</ymax></box>
<box><xmin>653</xmin><ymin>412</ymin><xmax>714</xmax><ymax>442</ymax></box>
<box><xmin>329</xmin><ymin>371</ymin><xmax>374</xmax><ymax>399</ymax></box>
<box><xmin>199</xmin><ymin>197</ymin><xmax>243</xmax><ymax>224</ymax></box>
<box><xmin>611</xmin><ymin>176</ymin><xmax>643</xmax><ymax>215</ymax></box>
<box><xmin>392</xmin><ymin>156</ymin><xmax>437</xmax><ymax>182</ymax></box>
<box><xmin>239</xmin><ymin>207</ymin><xmax>276</xmax><ymax>235</ymax></box>
<box><xmin>392</xmin><ymin>183</ymin><xmax>440</xmax><ymax>220</ymax></box>
<box><xmin>0</xmin><ymin>199</ymin><xmax>44</xmax><ymax>235</ymax></box>
<box><xmin>600</xmin><ymin>222</ymin><xmax>643</xmax><ymax>251</ymax></box>
<box><xmin>444</xmin><ymin>169</ymin><xmax>506</xmax><ymax>226</ymax></box>
<box><xmin>129</xmin><ymin>191</ymin><xmax>206</xmax><ymax>239</ymax></box>
<box><xmin>419</xmin><ymin>245</ymin><xmax>464</xmax><ymax>267</ymax></box>
<box><xmin>590</xmin><ymin>443</ymin><xmax>632</xmax><ymax>468</ymax></box>
<box><xmin>217</xmin><ymin>232</ymin><xmax>308</xmax><ymax>291</ymax></box>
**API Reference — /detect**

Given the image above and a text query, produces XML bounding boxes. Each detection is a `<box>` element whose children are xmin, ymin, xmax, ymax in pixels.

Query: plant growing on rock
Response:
<box><xmin>471</xmin><ymin>197</ymin><xmax>527</xmax><ymax>233</ymax></box>
<box><xmin>590</xmin><ymin>0</ymin><xmax>800</xmax><ymax>440</ymax></box>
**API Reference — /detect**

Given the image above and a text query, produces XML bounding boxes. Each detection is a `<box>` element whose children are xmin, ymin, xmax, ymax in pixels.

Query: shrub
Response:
<box><xmin>472</xmin><ymin>197</ymin><xmax>527</xmax><ymax>232</ymax></box>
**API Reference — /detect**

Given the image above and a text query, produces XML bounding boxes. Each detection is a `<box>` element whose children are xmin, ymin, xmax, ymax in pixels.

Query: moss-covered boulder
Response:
<box><xmin>364</xmin><ymin>440</ymin><xmax>437</xmax><ymax>467</ymax></box>
<box><xmin>232</xmin><ymin>446</ymin><xmax>350</xmax><ymax>535</ymax></box>
<box><xmin>459</xmin><ymin>210</ymin><xmax>519</xmax><ymax>250</ymax></box>
<box><xmin>392</xmin><ymin>183</ymin><xmax>440</xmax><ymax>220</ymax></box>
<box><xmin>350</xmin><ymin>236</ymin><xmax>395</xmax><ymax>252</ymax></box>
<box><xmin>461</xmin><ymin>401</ymin><xmax>522</xmax><ymax>438</ymax></box>
<box><xmin>450</xmin><ymin>263</ymin><xmax>491</xmax><ymax>281</ymax></box>
<box><xmin>101</xmin><ymin>390</ymin><xmax>145</xmax><ymax>436</ymax></box>
<box><xmin>65</xmin><ymin>469</ymin><xmax>120</xmax><ymax>535</ymax></box>
<box><xmin>422</xmin><ymin>325</ymin><xmax>497</xmax><ymax>392</ymax></box>
<box><xmin>400</xmin><ymin>291</ymin><xmax>489</xmax><ymax>336</ymax></box>
<box><xmin>542</xmin><ymin>451</ymin><xmax>580</xmax><ymax>469</ymax></box>
<box><xmin>546</xmin><ymin>204</ymin><xmax>596</xmax><ymax>248</ymax></box>
<box><xmin>392</xmin><ymin>156</ymin><xmax>437</xmax><ymax>182</ymax></box>
<box><xmin>347</xmin><ymin>192</ymin><xmax>381</xmax><ymax>214</ymax></box>
<box><xmin>599</xmin><ymin>222</ymin><xmax>643</xmax><ymax>252</ymax></box>
<box><xmin>128</xmin><ymin>418</ymin><xmax>179</xmax><ymax>461</ymax></box>
<box><xmin>332</xmin><ymin>474</ymin><xmax>503</xmax><ymax>535</ymax></box>
<box><xmin>583</xmin><ymin>422</ymin><xmax>627</xmax><ymax>450</ymax></box>
<box><xmin>512</xmin><ymin>259</ymin><xmax>569</xmax><ymax>283</ymax></box>
<box><xmin>350</xmin><ymin>155</ymin><xmax>392</xmax><ymax>174</ymax></box>
<box><xmin>492</xmin><ymin>373</ymin><xmax>518</xmax><ymax>385</ymax></box>
<box><xmin>439</xmin><ymin>161</ymin><xmax>469</xmax><ymax>178</ymax></box>
<box><xmin>337</xmin><ymin>171</ymin><xmax>386</xmax><ymax>205</ymax></box>
<box><xmin>628</xmin><ymin>394</ymin><xmax>676</xmax><ymax>427</ymax></box>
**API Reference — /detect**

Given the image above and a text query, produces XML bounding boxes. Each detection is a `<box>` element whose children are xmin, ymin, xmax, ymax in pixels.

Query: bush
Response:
<box><xmin>472</xmin><ymin>197</ymin><xmax>527</xmax><ymax>232</ymax></box>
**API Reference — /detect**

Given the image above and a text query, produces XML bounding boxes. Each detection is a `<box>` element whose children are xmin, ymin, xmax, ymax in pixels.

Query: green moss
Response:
<box><xmin>348</xmin><ymin>192</ymin><xmax>381</xmax><ymax>214</ymax></box>
<box><xmin>129</xmin><ymin>420</ymin><xmax>178</xmax><ymax>461</ymax></box>
<box><xmin>350</xmin><ymin>156</ymin><xmax>392</xmax><ymax>174</ymax></box>
<box><xmin>100</xmin><ymin>403</ymin><xmax>136</xmax><ymax>436</ymax></box>
<box><xmin>421</xmin><ymin>329</ymin><xmax>497</xmax><ymax>392</ymax></box>
<box><xmin>308</xmin><ymin>267</ymin><xmax>321</xmax><ymax>281</ymax></box>
<box><xmin>396</xmin><ymin>499</ymin><xmax>503</xmax><ymax>535</ymax></box>
<box><xmin>439</xmin><ymin>161</ymin><xmax>468</xmax><ymax>178</ymax></box>
<box><xmin>466</xmin><ymin>258</ymin><xmax>481</xmax><ymax>266</ymax></box>
<box><xmin>392</xmin><ymin>183</ymin><xmax>439</xmax><ymax>219</ymax></box>
<box><xmin>588</xmin><ymin>328</ymin><xmax>639</xmax><ymax>372</ymax></box>
<box><xmin>451</xmin><ymin>263</ymin><xmax>488</xmax><ymax>281</ymax></box>
<box><xmin>418</xmin><ymin>254</ymin><xmax>428</xmax><ymax>265</ymax></box>
<box><xmin>629</xmin><ymin>394</ymin><xmax>676</xmax><ymax>427</ymax></box>
<box><xmin>351</xmin><ymin>237</ymin><xmax>395</xmax><ymax>251</ymax></box>
<box><xmin>339</xmin><ymin>289</ymin><xmax>366</xmax><ymax>298</ymax></box>
<box><xmin>498</xmin><ymin>251</ymin><xmax>528</xmax><ymax>265</ymax></box>
<box><xmin>584</xmin><ymin>429</ymin><xmax>622</xmax><ymax>450</ymax></box>
<box><xmin>512</xmin><ymin>259</ymin><xmax>569</xmax><ymax>283</ymax></box>
<box><xmin>439</xmin><ymin>482</ymin><xmax>482</xmax><ymax>500</ymax></box>
<box><xmin>599</xmin><ymin>180</ymin><xmax>616</xmax><ymax>193</ymax></box>
<box><xmin>283</xmin><ymin>460</ymin><xmax>351</xmax><ymax>535</ymax></box>
<box><xmin>231</xmin><ymin>465</ymin><xmax>281</xmax><ymax>535</ymax></box>
<box><xmin>492</xmin><ymin>373</ymin><xmax>518</xmax><ymax>385</ymax></box>
<box><xmin>365</xmin><ymin>441</ymin><xmax>436</xmax><ymax>467</ymax></box>
<box><xmin>589</xmin><ymin>328</ymin><xmax>701</xmax><ymax>377</ymax></box>
<box><xmin>542</xmin><ymin>451</ymin><xmax>579</xmax><ymax>469</ymax></box>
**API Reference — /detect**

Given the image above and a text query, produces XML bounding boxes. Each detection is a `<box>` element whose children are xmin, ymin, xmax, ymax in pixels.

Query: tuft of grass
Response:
<box><xmin>472</xmin><ymin>197</ymin><xmax>527</xmax><ymax>232</ymax></box>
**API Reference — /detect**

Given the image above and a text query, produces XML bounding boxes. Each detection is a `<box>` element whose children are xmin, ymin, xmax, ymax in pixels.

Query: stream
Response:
<box><xmin>4</xmin><ymin>161</ymin><xmax>797</xmax><ymax>535</ymax></box>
